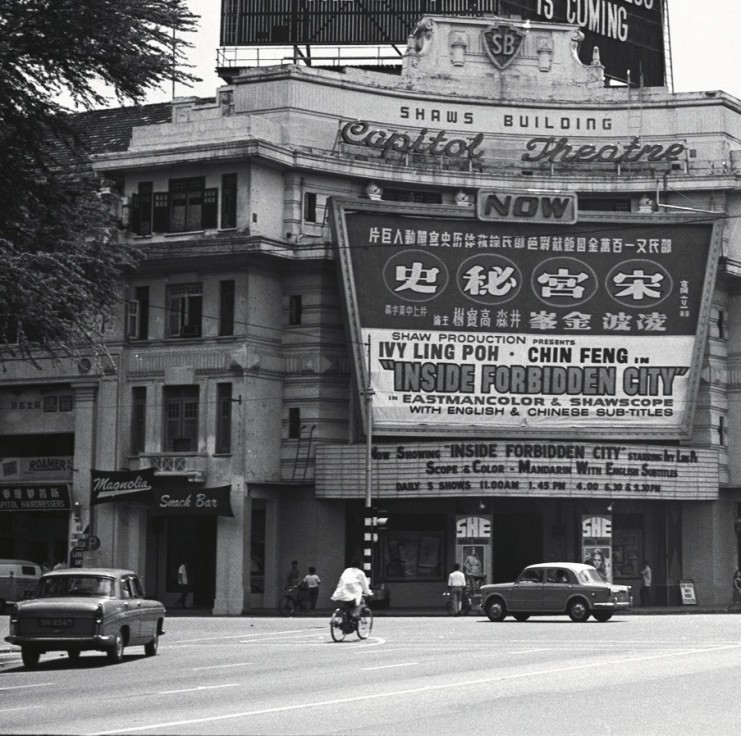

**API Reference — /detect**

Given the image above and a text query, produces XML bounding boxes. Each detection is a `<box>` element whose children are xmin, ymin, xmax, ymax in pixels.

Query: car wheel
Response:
<box><xmin>485</xmin><ymin>597</ymin><xmax>507</xmax><ymax>622</ymax></box>
<box><xmin>568</xmin><ymin>599</ymin><xmax>591</xmax><ymax>622</ymax></box>
<box><xmin>21</xmin><ymin>646</ymin><xmax>40</xmax><ymax>669</ymax></box>
<box><xmin>593</xmin><ymin>611</ymin><xmax>613</xmax><ymax>622</ymax></box>
<box><xmin>144</xmin><ymin>633</ymin><xmax>159</xmax><ymax>656</ymax></box>
<box><xmin>107</xmin><ymin>631</ymin><xmax>125</xmax><ymax>663</ymax></box>
<box><xmin>67</xmin><ymin>649</ymin><xmax>81</xmax><ymax>662</ymax></box>
<box><xmin>513</xmin><ymin>613</ymin><xmax>530</xmax><ymax>622</ymax></box>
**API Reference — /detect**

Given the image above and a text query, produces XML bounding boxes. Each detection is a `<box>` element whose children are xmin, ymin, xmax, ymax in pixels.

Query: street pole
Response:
<box><xmin>363</xmin><ymin>337</ymin><xmax>375</xmax><ymax>585</ymax></box>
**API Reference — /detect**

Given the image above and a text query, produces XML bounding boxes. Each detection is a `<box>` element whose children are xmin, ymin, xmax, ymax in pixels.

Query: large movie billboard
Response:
<box><xmin>220</xmin><ymin>0</ymin><xmax>666</xmax><ymax>87</ymax></box>
<box><xmin>331</xmin><ymin>199</ymin><xmax>720</xmax><ymax>439</ymax></box>
<box><xmin>499</xmin><ymin>0</ymin><xmax>666</xmax><ymax>87</ymax></box>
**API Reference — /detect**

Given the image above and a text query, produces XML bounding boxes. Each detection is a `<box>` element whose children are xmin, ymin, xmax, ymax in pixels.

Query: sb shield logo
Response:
<box><xmin>483</xmin><ymin>24</ymin><xmax>525</xmax><ymax>70</ymax></box>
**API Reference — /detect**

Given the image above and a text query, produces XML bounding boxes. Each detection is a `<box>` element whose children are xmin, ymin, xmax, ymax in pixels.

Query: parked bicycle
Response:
<box><xmin>278</xmin><ymin>584</ymin><xmax>309</xmax><ymax>616</ymax></box>
<box><xmin>329</xmin><ymin>596</ymin><xmax>373</xmax><ymax>641</ymax></box>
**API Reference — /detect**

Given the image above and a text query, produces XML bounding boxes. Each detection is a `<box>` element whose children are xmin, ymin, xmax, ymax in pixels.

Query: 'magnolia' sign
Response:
<box><xmin>330</xmin><ymin>199</ymin><xmax>720</xmax><ymax>439</ymax></box>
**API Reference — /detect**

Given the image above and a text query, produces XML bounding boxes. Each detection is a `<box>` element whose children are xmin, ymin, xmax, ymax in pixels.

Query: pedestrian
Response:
<box><xmin>303</xmin><ymin>566</ymin><xmax>321</xmax><ymax>610</ymax></box>
<box><xmin>728</xmin><ymin>568</ymin><xmax>741</xmax><ymax>611</ymax></box>
<box><xmin>286</xmin><ymin>560</ymin><xmax>301</xmax><ymax>589</ymax></box>
<box><xmin>447</xmin><ymin>562</ymin><xmax>467</xmax><ymax>616</ymax></box>
<box><xmin>175</xmin><ymin>560</ymin><xmax>189</xmax><ymax>608</ymax></box>
<box><xmin>639</xmin><ymin>559</ymin><xmax>652</xmax><ymax>607</ymax></box>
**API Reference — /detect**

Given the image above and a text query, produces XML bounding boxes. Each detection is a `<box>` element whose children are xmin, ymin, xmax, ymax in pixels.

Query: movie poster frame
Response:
<box><xmin>330</xmin><ymin>197</ymin><xmax>722</xmax><ymax>441</ymax></box>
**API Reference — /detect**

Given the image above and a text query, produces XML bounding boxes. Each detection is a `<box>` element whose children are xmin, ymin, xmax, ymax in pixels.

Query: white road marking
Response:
<box><xmin>362</xmin><ymin>662</ymin><xmax>419</xmax><ymax>671</ymax></box>
<box><xmin>93</xmin><ymin>644</ymin><xmax>741</xmax><ymax>735</ymax></box>
<box><xmin>0</xmin><ymin>683</ymin><xmax>54</xmax><ymax>691</ymax></box>
<box><xmin>0</xmin><ymin>706</ymin><xmax>45</xmax><ymax>714</ymax></box>
<box><xmin>158</xmin><ymin>683</ymin><xmax>240</xmax><ymax>695</ymax></box>
<box><xmin>192</xmin><ymin>662</ymin><xmax>253</xmax><ymax>671</ymax></box>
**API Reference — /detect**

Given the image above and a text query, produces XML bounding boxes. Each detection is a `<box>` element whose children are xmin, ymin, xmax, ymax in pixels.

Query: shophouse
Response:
<box><xmin>3</xmin><ymin>13</ymin><xmax>741</xmax><ymax>612</ymax></box>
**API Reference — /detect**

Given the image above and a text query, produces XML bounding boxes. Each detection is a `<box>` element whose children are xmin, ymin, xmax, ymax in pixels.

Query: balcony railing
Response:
<box><xmin>129</xmin><ymin>453</ymin><xmax>208</xmax><ymax>478</ymax></box>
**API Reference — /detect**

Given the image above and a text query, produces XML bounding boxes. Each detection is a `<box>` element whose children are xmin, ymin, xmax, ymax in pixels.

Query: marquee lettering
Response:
<box><xmin>340</xmin><ymin>121</ymin><xmax>484</xmax><ymax>159</ymax></box>
<box><xmin>522</xmin><ymin>136</ymin><xmax>686</xmax><ymax>164</ymax></box>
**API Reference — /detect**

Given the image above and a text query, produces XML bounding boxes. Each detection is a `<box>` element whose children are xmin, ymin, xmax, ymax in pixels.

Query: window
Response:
<box><xmin>219</xmin><ymin>280</ymin><xmax>235</xmax><ymax>336</ymax></box>
<box><xmin>163</xmin><ymin>386</ymin><xmax>199</xmax><ymax>452</ymax></box>
<box><xmin>382</xmin><ymin>188</ymin><xmax>442</xmax><ymax>204</ymax></box>
<box><xmin>221</xmin><ymin>173</ymin><xmax>237</xmax><ymax>229</ymax></box>
<box><xmin>126</xmin><ymin>286</ymin><xmax>149</xmax><ymax>340</ymax></box>
<box><xmin>579</xmin><ymin>197</ymin><xmax>631</xmax><ymax>212</ymax></box>
<box><xmin>288</xmin><ymin>408</ymin><xmax>301</xmax><ymax>439</ymax></box>
<box><xmin>382</xmin><ymin>514</ymin><xmax>445</xmax><ymax>581</ymax></box>
<box><xmin>167</xmin><ymin>283</ymin><xmax>202</xmax><ymax>338</ymax></box>
<box><xmin>304</xmin><ymin>192</ymin><xmax>317</xmax><ymax>223</ymax></box>
<box><xmin>216</xmin><ymin>383</ymin><xmax>233</xmax><ymax>454</ymax></box>
<box><xmin>133</xmin><ymin>177</ymin><xmax>219</xmax><ymax>234</ymax></box>
<box><xmin>131</xmin><ymin>387</ymin><xmax>146</xmax><ymax>455</ymax></box>
<box><xmin>288</xmin><ymin>295</ymin><xmax>302</xmax><ymax>325</ymax></box>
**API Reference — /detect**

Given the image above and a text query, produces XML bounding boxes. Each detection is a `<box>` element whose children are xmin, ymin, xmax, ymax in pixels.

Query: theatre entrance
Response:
<box><xmin>491</xmin><ymin>511</ymin><xmax>543</xmax><ymax>583</ymax></box>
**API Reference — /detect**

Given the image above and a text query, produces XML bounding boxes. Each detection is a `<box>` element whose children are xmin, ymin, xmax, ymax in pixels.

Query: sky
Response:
<box><xmin>145</xmin><ymin>1</ymin><xmax>741</xmax><ymax>104</ymax></box>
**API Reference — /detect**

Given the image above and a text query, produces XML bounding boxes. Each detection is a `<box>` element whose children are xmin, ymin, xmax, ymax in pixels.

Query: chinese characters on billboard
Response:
<box><xmin>332</xmin><ymin>199</ymin><xmax>719</xmax><ymax>438</ymax></box>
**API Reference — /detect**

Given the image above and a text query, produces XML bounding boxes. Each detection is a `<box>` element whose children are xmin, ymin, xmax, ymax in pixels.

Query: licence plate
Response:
<box><xmin>39</xmin><ymin>617</ymin><xmax>73</xmax><ymax>628</ymax></box>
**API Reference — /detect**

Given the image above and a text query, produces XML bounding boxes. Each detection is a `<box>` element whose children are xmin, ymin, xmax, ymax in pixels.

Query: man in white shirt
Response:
<box><xmin>176</xmin><ymin>561</ymin><xmax>189</xmax><ymax>608</ymax></box>
<box><xmin>330</xmin><ymin>559</ymin><xmax>371</xmax><ymax>618</ymax></box>
<box><xmin>448</xmin><ymin>563</ymin><xmax>467</xmax><ymax>615</ymax></box>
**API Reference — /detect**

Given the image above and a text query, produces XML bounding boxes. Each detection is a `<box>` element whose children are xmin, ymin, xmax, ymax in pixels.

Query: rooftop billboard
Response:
<box><xmin>331</xmin><ymin>198</ymin><xmax>720</xmax><ymax>440</ymax></box>
<box><xmin>220</xmin><ymin>0</ymin><xmax>666</xmax><ymax>86</ymax></box>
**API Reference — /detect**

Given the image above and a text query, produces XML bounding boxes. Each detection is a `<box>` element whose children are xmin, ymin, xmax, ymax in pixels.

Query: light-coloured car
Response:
<box><xmin>0</xmin><ymin>559</ymin><xmax>41</xmax><ymax>613</ymax></box>
<box><xmin>5</xmin><ymin>568</ymin><xmax>165</xmax><ymax>668</ymax></box>
<box><xmin>480</xmin><ymin>562</ymin><xmax>632</xmax><ymax>623</ymax></box>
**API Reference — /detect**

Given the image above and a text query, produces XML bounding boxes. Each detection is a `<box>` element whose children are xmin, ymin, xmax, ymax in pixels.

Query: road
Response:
<box><xmin>1</xmin><ymin>612</ymin><xmax>740</xmax><ymax>735</ymax></box>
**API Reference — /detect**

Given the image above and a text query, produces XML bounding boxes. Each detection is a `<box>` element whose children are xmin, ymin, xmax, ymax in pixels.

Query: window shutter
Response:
<box><xmin>152</xmin><ymin>192</ymin><xmax>170</xmax><ymax>232</ymax></box>
<box><xmin>203</xmin><ymin>188</ymin><xmax>218</xmax><ymax>229</ymax></box>
<box><xmin>131</xmin><ymin>193</ymin><xmax>141</xmax><ymax>235</ymax></box>
<box><xmin>221</xmin><ymin>173</ymin><xmax>237</xmax><ymax>229</ymax></box>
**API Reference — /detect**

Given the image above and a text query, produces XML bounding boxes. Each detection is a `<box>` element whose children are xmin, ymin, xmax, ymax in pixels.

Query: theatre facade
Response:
<box><xmin>3</xmin><ymin>13</ymin><xmax>741</xmax><ymax>610</ymax></box>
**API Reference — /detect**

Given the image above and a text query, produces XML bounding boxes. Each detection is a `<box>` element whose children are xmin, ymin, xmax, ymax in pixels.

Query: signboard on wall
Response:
<box><xmin>331</xmin><ymin>199</ymin><xmax>720</xmax><ymax>439</ymax></box>
<box><xmin>0</xmin><ymin>484</ymin><xmax>71</xmax><ymax>511</ymax></box>
<box><xmin>315</xmin><ymin>441</ymin><xmax>719</xmax><ymax>500</ymax></box>
<box><xmin>582</xmin><ymin>513</ymin><xmax>612</xmax><ymax>583</ymax></box>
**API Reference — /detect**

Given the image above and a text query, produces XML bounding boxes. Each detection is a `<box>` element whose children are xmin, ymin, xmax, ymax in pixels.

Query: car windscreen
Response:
<box><xmin>578</xmin><ymin>568</ymin><xmax>604</xmax><ymax>584</ymax></box>
<box><xmin>35</xmin><ymin>576</ymin><xmax>115</xmax><ymax>598</ymax></box>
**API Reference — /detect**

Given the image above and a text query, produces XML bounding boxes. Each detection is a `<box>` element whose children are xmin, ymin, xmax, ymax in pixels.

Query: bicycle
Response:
<box><xmin>443</xmin><ymin>588</ymin><xmax>473</xmax><ymax>615</ymax></box>
<box><xmin>444</xmin><ymin>574</ymin><xmax>483</xmax><ymax>616</ymax></box>
<box><xmin>278</xmin><ymin>584</ymin><xmax>308</xmax><ymax>616</ymax></box>
<box><xmin>329</xmin><ymin>597</ymin><xmax>373</xmax><ymax>641</ymax></box>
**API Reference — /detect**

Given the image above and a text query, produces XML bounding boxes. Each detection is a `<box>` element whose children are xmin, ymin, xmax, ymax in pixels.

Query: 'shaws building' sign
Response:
<box><xmin>330</xmin><ymin>198</ymin><xmax>721</xmax><ymax>440</ymax></box>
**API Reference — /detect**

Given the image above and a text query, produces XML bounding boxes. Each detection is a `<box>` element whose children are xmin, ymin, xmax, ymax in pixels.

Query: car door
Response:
<box><xmin>129</xmin><ymin>575</ymin><xmax>156</xmax><ymax>642</ymax></box>
<box><xmin>120</xmin><ymin>576</ymin><xmax>143</xmax><ymax>643</ymax></box>
<box><xmin>509</xmin><ymin>567</ymin><xmax>544</xmax><ymax>612</ymax></box>
<box><xmin>543</xmin><ymin>567</ymin><xmax>574</xmax><ymax>612</ymax></box>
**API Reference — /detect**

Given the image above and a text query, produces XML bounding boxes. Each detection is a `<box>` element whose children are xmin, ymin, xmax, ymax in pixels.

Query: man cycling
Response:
<box><xmin>330</xmin><ymin>558</ymin><xmax>372</xmax><ymax>619</ymax></box>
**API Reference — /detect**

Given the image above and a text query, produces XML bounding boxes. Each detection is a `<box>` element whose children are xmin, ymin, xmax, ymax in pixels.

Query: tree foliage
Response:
<box><xmin>0</xmin><ymin>0</ymin><xmax>198</xmax><ymax>365</ymax></box>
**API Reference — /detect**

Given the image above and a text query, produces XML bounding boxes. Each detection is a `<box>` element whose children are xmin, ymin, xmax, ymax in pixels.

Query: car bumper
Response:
<box><xmin>592</xmin><ymin>600</ymin><xmax>632</xmax><ymax>613</ymax></box>
<box><xmin>5</xmin><ymin>634</ymin><xmax>117</xmax><ymax>651</ymax></box>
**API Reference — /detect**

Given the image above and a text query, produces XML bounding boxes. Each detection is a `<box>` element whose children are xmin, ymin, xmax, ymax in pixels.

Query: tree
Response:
<box><xmin>0</xmin><ymin>0</ymin><xmax>198</xmax><ymax>364</ymax></box>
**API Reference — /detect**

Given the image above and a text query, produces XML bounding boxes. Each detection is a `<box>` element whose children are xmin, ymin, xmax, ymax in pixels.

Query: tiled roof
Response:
<box><xmin>46</xmin><ymin>102</ymin><xmax>175</xmax><ymax>169</ymax></box>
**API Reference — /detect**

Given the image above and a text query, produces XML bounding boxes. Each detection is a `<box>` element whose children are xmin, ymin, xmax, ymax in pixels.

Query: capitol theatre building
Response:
<box><xmin>2</xmin><ymin>11</ymin><xmax>741</xmax><ymax>612</ymax></box>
